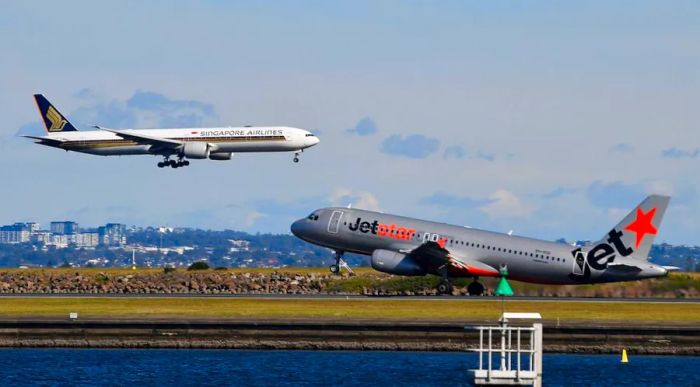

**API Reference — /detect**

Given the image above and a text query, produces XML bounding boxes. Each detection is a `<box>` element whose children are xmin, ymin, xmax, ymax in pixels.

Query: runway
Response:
<box><xmin>0</xmin><ymin>293</ymin><xmax>697</xmax><ymax>303</ymax></box>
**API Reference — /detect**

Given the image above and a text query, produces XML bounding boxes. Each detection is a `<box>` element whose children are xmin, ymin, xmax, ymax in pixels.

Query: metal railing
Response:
<box><xmin>469</xmin><ymin>323</ymin><xmax>542</xmax><ymax>386</ymax></box>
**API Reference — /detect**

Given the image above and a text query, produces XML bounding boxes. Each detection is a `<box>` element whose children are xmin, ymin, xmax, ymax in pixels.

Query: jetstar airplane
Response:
<box><xmin>291</xmin><ymin>195</ymin><xmax>678</xmax><ymax>295</ymax></box>
<box><xmin>25</xmin><ymin>94</ymin><xmax>320</xmax><ymax>168</ymax></box>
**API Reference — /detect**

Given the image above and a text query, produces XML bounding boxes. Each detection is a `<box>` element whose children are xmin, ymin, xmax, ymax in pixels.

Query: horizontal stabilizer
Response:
<box><xmin>22</xmin><ymin>135</ymin><xmax>64</xmax><ymax>146</ymax></box>
<box><xmin>606</xmin><ymin>263</ymin><xmax>643</xmax><ymax>273</ymax></box>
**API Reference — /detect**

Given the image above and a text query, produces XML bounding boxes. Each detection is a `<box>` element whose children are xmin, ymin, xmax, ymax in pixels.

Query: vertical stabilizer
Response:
<box><xmin>595</xmin><ymin>195</ymin><xmax>670</xmax><ymax>260</ymax></box>
<box><xmin>34</xmin><ymin>94</ymin><xmax>78</xmax><ymax>133</ymax></box>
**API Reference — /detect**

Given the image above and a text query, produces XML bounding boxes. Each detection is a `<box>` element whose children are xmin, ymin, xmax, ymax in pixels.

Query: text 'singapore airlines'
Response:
<box><xmin>26</xmin><ymin>94</ymin><xmax>320</xmax><ymax>168</ymax></box>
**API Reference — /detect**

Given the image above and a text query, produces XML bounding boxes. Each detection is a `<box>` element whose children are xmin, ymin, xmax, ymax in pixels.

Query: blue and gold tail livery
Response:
<box><xmin>34</xmin><ymin>94</ymin><xmax>77</xmax><ymax>133</ymax></box>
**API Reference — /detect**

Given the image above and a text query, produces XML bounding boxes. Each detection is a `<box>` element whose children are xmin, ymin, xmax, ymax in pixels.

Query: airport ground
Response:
<box><xmin>0</xmin><ymin>268</ymin><xmax>697</xmax><ymax>354</ymax></box>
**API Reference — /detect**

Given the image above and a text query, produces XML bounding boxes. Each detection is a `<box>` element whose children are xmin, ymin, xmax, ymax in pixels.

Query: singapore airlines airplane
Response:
<box><xmin>25</xmin><ymin>94</ymin><xmax>320</xmax><ymax>168</ymax></box>
<box><xmin>292</xmin><ymin>195</ymin><xmax>677</xmax><ymax>295</ymax></box>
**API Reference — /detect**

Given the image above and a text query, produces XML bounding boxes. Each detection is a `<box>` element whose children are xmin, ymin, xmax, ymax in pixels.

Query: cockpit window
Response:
<box><xmin>307</xmin><ymin>213</ymin><xmax>320</xmax><ymax>221</ymax></box>
<box><xmin>305</xmin><ymin>133</ymin><xmax>315</xmax><ymax>137</ymax></box>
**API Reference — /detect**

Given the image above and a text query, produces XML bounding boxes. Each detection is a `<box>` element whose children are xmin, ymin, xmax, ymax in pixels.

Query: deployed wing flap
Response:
<box><xmin>406</xmin><ymin>241</ymin><xmax>499</xmax><ymax>277</ymax></box>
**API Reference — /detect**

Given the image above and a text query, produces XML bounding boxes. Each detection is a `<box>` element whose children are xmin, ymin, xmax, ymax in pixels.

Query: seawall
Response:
<box><xmin>0</xmin><ymin>319</ymin><xmax>697</xmax><ymax>355</ymax></box>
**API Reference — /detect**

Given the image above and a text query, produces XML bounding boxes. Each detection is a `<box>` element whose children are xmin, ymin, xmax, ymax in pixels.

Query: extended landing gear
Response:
<box><xmin>436</xmin><ymin>267</ymin><xmax>453</xmax><ymax>295</ymax></box>
<box><xmin>293</xmin><ymin>150</ymin><xmax>302</xmax><ymax>163</ymax></box>
<box><xmin>467</xmin><ymin>279</ymin><xmax>485</xmax><ymax>296</ymax></box>
<box><xmin>437</xmin><ymin>279</ymin><xmax>453</xmax><ymax>295</ymax></box>
<box><xmin>329</xmin><ymin>251</ymin><xmax>354</xmax><ymax>275</ymax></box>
<box><xmin>157</xmin><ymin>157</ymin><xmax>190</xmax><ymax>169</ymax></box>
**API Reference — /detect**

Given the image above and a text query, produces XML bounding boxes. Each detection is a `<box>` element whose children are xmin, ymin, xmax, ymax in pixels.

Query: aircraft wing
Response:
<box><xmin>99</xmin><ymin>127</ymin><xmax>183</xmax><ymax>148</ymax></box>
<box><xmin>405</xmin><ymin>241</ymin><xmax>499</xmax><ymax>277</ymax></box>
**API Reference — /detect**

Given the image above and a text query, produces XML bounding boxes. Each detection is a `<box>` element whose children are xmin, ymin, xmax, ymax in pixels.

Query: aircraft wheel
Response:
<box><xmin>437</xmin><ymin>280</ymin><xmax>453</xmax><ymax>295</ymax></box>
<box><xmin>183</xmin><ymin>160</ymin><xmax>190</xmax><ymax>166</ymax></box>
<box><xmin>293</xmin><ymin>157</ymin><xmax>299</xmax><ymax>163</ymax></box>
<box><xmin>329</xmin><ymin>264</ymin><xmax>340</xmax><ymax>274</ymax></box>
<box><xmin>157</xmin><ymin>162</ymin><xmax>165</xmax><ymax>168</ymax></box>
<box><xmin>169</xmin><ymin>160</ymin><xmax>178</xmax><ymax>168</ymax></box>
<box><xmin>467</xmin><ymin>281</ymin><xmax>485</xmax><ymax>296</ymax></box>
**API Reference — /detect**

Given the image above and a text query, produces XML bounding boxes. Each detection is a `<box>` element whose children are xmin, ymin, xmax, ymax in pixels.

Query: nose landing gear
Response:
<box><xmin>329</xmin><ymin>251</ymin><xmax>354</xmax><ymax>275</ymax></box>
<box><xmin>293</xmin><ymin>150</ymin><xmax>302</xmax><ymax>163</ymax></box>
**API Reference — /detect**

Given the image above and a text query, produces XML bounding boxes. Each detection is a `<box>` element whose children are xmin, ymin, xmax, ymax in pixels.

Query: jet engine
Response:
<box><xmin>371</xmin><ymin>249</ymin><xmax>426</xmax><ymax>276</ymax></box>
<box><xmin>209</xmin><ymin>152</ymin><xmax>232</xmax><ymax>161</ymax></box>
<box><xmin>181</xmin><ymin>142</ymin><xmax>210</xmax><ymax>159</ymax></box>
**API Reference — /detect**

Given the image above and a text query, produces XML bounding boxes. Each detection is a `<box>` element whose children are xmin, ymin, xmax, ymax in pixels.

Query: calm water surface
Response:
<box><xmin>0</xmin><ymin>349</ymin><xmax>697</xmax><ymax>386</ymax></box>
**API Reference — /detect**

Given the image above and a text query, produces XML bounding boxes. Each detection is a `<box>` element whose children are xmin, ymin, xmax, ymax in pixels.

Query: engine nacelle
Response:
<box><xmin>181</xmin><ymin>142</ymin><xmax>210</xmax><ymax>159</ymax></box>
<box><xmin>371</xmin><ymin>249</ymin><xmax>426</xmax><ymax>276</ymax></box>
<box><xmin>209</xmin><ymin>152</ymin><xmax>232</xmax><ymax>161</ymax></box>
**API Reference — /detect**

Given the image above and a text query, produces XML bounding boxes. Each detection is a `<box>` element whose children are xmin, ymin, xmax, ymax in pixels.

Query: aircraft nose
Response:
<box><xmin>290</xmin><ymin>219</ymin><xmax>305</xmax><ymax>237</ymax></box>
<box><xmin>309</xmin><ymin>136</ymin><xmax>320</xmax><ymax>146</ymax></box>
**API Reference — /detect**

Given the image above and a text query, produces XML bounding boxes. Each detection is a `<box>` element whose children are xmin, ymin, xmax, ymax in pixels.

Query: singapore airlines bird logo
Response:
<box><xmin>46</xmin><ymin>105</ymin><xmax>67</xmax><ymax>132</ymax></box>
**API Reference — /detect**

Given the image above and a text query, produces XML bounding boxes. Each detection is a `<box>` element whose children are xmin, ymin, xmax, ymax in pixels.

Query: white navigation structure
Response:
<box><xmin>468</xmin><ymin>313</ymin><xmax>543</xmax><ymax>386</ymax></box>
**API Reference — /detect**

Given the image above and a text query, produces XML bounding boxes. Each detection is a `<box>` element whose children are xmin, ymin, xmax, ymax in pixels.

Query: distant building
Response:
<box><xmin>51</xmin><ymin>234</ymin><xmax>70</xmax><ymax>248</ymax></box>
<box><xmin>50</xmin><ymin>221</ymin><xmax>79</xmax><ymax>235</ymax></box>
<box><xmin>31</xmin><ymin>231</ymin><xmax>52</xmax><ymax>245</ymax></box>
<box><xmin>0</xmin><ymin>223</ymin><xmax>31</xmax><ymax>244</ymax></box>
<box><xmin>229</xmin><ymin>239</ymin><xmax>251</xmax><ymax>252</ymax></box>
<box><xmin>73</xmin><ymin>232</ymin><xmax>99</xmax><ymax>248</ymax></box>
<box><xmin>98</xmin><ymin>223</ymin><xmax>126</xmax><ymax>247</ymax></box>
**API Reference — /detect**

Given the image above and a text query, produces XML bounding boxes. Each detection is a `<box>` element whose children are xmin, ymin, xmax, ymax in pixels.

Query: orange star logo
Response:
<box><xmin>624</xmin><ymin>207</ymin><xmax>658</xmax><ymax>249</ymax></box>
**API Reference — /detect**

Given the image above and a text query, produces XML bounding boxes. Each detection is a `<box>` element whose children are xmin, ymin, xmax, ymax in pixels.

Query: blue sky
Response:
<box><xmin>0</xmin><ymin>1</ymin><xmax>698</xmax><ymax>244</ymax></box>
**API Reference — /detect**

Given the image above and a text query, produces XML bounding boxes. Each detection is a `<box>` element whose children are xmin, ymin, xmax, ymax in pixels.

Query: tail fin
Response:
<box><xmin>34</xmin><ymin>94</ymin><xmax>78</xmax><ymax>133</ymax></box>
<box><xmin>595</xmin><ymin>195</ymin><xmax>670</xmax><ymax>260</ymax></box>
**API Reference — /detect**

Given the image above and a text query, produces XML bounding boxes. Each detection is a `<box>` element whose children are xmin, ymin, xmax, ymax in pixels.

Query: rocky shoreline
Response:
<box><xmin>0</xmin><ymin>270</ymin><xmax>698</xmax><ymax>298</ymax></box>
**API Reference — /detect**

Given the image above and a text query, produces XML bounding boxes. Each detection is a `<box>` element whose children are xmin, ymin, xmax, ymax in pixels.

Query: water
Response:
<box><xmin>0</xmin><ymin>349</ymin><xmax>697</xmax><ymax>386</ymax></box>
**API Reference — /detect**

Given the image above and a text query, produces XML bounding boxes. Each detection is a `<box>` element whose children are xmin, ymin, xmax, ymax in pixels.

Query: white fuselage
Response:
<box><xmin>45</xmin><ymin>126</ymin><xmax>318</xmax><ymax>156</ymax></box>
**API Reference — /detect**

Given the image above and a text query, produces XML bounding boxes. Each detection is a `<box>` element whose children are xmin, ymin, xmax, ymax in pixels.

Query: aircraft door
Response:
<box><xmin>572</xmin><ymin>250</ymin><xmax>586</xmax><ymax>276</ymax></box>
<box><xmin>327</xmin><ymin>210</ymin><xmax>344</xmax><ymax>234</ymax></box>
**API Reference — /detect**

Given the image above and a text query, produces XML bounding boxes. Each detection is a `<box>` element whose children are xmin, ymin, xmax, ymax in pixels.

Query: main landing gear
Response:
<box><xmin>157</xmin><ymin>157</ymin><xmax>190</xmax><ymax>169</ymax></box>
<box><xmin>467</xmin><ymin>278</ymin><xmax>485</xmax><ymax>296</ymax></box>
<box><xmin>437</xmin><ymin>267</ymin><xmax>453</xmax><ymax>295</ymax></box>
<box><xmin>435</xmin><ymin>274</ymin><xmax>485</xmax><ymax>296</ymax></box>
<box><xmin>329</xmin><ymin>251</ymin><xmax>354</xmax><ymax>275</ymax></box>
<box><xmin>437</xmin><ymin>279</ymin><xmax>453</xmax><ymax>295</ymax></box>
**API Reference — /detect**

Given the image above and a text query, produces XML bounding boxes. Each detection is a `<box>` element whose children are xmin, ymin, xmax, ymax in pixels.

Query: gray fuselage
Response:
<box><xmin>291</xmin><ymin>207</ymin><xmax>669</xmax><ymax>285</ymax></box>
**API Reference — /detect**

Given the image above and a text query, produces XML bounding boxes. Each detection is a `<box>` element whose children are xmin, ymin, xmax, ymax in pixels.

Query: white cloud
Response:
<box><xmin>480</xmin><ymin>190</ymin><xmax>534</xmax><ymax>219</ymax></box>
<box><xmin>644</xmin><ymin>180</ymin><xmax>675</xmax><ymax>197</ymax></box>
<box><xmin>244</xmin><ymin>211</ymin><xmax>267</xmax><ymax>227</ymax></box>
<box><xmin>329</xmin><ymin>188</ymin><xmax>381</xmax><ymax>211</ymax></box>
